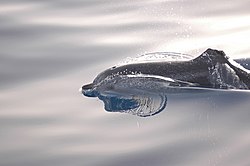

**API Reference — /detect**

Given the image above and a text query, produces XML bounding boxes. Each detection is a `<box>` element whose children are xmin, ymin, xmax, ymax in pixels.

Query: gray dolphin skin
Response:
<box><xmin>82</xmin><ymin>48</ymin><xmax>250</xmax><ymax>93</ymax></box>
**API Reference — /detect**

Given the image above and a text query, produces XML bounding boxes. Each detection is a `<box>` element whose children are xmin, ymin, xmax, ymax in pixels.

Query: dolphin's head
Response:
<box><xmin>93</xmin><ymin>66</ymin><xmax>118</xmax><ymax>85</ymax></box>
<box><xmin>80</xmin><ymin>66</ymin><xmax>117</xmax><ymax>98</ymax></box>
<box><xmin>80</xmin><ymin>68</ymin><xmax>117</xmax><ymax>98</ymax></box>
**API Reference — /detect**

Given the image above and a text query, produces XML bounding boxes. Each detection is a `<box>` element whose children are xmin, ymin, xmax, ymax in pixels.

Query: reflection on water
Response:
<box><xmin>1</xmin><ymin>0</ymin><xmax>250</xmax><ymax>166</ymax></box>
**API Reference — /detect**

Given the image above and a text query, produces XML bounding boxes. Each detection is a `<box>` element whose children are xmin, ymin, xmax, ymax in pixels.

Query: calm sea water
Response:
<box><xmin>1</xmin><ymin>0</ymin><xmax>250</xmax><ymax>166</ymax></box>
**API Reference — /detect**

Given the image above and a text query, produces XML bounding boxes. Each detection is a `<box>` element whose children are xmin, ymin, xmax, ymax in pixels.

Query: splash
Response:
<box><xmin>116</xmin><ymin>52</ymin><xmax>193</xmax><ymax>67</ymax></box>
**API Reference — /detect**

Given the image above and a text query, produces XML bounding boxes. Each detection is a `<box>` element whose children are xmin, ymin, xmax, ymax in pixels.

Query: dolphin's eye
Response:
<box><xmin>108</xmin><ymin>85</ymin><xmax>114</xmax><ymax>90</ymax></box>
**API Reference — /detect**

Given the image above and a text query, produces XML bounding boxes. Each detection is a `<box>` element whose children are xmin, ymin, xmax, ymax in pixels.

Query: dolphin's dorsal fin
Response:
<box><xmin>193</xmin><ymin>49</ymin><xmax>250</xmax><ymax>89</ymax></box>
<box><xmin>193</xmin><ymin>48</ymin><xmax>229</xmax><ymax>64</ymax></box>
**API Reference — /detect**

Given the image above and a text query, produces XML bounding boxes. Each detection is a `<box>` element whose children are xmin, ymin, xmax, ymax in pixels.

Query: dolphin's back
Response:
<box><xmin>94</xmin><ymin>59</ymin><xmax>213</xmax><ymax>87</ymax></box>
<box><xmin>92</xmin><ymin>48</ymin><xmax>250</xmax><ymax>89</ymax></box>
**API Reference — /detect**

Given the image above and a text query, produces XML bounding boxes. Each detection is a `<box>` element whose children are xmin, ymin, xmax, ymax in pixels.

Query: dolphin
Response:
<box><xmin>80</xmin><ymin>48</ymin><xmax>250</xmax><ymax>117</ymax></box>
<box><xmin>82</xmin><ymin>48</ymin><xmax>250</xmax><ymax>94</ymax></box>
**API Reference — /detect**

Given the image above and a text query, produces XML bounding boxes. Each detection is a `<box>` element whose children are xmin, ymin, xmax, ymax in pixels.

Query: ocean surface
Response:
<box><xmin>1</xmin><ymin>0</ymin><xmax>250</xmax><ymax>166</ymax></box>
